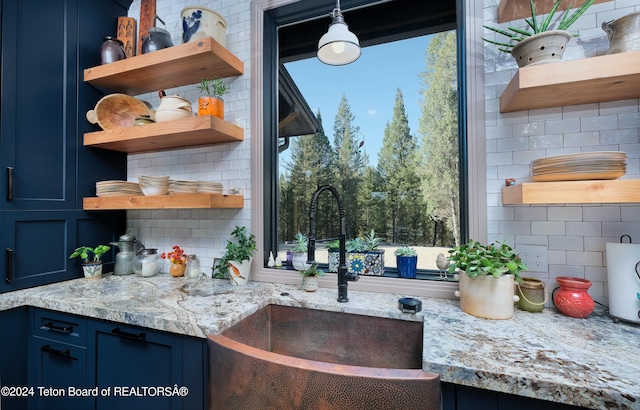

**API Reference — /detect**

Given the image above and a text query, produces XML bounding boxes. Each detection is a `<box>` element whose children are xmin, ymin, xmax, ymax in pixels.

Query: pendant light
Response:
<box><xmin>317</xmin><ymin>0</ymin><xmax>361</xmax><ymax>65</ymax></box>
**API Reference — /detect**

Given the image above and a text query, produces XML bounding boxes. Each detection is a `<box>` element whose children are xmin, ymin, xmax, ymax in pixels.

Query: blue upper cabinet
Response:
<box><xmin>0</xmin><ymin>0</ymin><xmax>131</xmax><ymax>291</ymax></box>
<box><xmin>0</xmin><ymin>0</ymin><xmax>129</xmax><ymax>211</ymax></box>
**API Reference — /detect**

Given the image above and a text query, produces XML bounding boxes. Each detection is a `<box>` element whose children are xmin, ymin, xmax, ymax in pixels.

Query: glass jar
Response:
<box><xmin>133</xmin><ymin>248</ymin><xmax>161</xmax><ymax>277</ymax></box>
<box><xmin>185</xmin><ymin>254</ymin><xmax>201</xmax><ymax>279</ymax></box>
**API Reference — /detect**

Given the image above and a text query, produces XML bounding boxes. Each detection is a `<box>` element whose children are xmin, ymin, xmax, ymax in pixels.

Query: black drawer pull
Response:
<box><xmin>41</xmin><ymin>321</ymin><xmax>73</xmax><ymax>334</ymax></box>
<box><xmin>41</xmin><ymin>344</ymin><xmax>73</xmax><ymax>359</ymax></box>
<box><xmin>6</xmin><ymin>166</ymin><xmax>13</xmax><ymax>201</ymax></box>
<box><xmin>5</xmin><ymin>248</ymin><xmax>13</xmax><ymax>283</ymax></box>
<box><xmin>111</xmin><ymin>327</ymin><xmax>146</xmax><ymax>341</ymax></box>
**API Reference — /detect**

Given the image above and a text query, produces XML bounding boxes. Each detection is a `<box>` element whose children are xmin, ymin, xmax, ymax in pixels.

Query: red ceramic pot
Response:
<box><xmin>553</xmin><ymin>276</ymin><xmax>595</xmax><ymax>318</ymax></box>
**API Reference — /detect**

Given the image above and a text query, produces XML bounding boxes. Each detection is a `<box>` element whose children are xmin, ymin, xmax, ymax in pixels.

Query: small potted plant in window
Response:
<box><xmin>291</xmin><ymin>232</ymin><xmax>310</xmax><ymax>271</ymax></box>
<box><xmin>448</xmin><ymin>240</ymin><xmax>527</xmax><ymax>319</ymax></box>
<box><xmin>69</xmin><ymin>245</ymin><xmax>110</xmax><ymax>279</ymax></box>
<box><xmin>214</xmin><ymin>226</ymin><xmax>257</xmax><ymax>286</ymax></box>
<box><xmin>299</xmin><ymin>264</ymin><xmax>325</xmax><ymax>292</ymax></box>
<box><xmin>483</xmin><ymin>0</ymin><xmax>595</xmax><ymax>67</ymax></box>
<box><xmin>395</xmin><ymin>246</ymin><xmax>418</xmax><ymax>279</ymax></box>
<box><xmin>197</xmin><ymin>76</ymin><xmax>230</xmax><ymax>119</ymax></box>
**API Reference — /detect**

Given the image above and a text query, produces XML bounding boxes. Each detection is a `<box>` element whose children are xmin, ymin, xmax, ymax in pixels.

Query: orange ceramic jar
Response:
<box><xmin>170</xmin><ymin>263</ymin><xmax>186</xmax><ymax>277</ymax></box>
<box><xmin>198</xmin><ymin>96</ymin><xmax>224</xmax><ymax>118</ymax></box>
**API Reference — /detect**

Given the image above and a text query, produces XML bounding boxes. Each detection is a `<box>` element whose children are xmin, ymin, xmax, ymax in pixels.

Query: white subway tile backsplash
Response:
<box><xmin>583</xmin><ymin>206</ymin><xmax>621</xmax><ymax>222</ymax></box>
<box><xmin>545</xmin><ymin>118</ymin><xmax>580</xmax><ymax>134</ymax></box>
<box><xmin>549</xmin><ymin>235</ymin><xmax>584</xmax><ymax>251</ymax></box>
<box><xmin>548</xmin><ymin>207</ymin><xmax>583</xmax><ymax>221</ymax></box>
<box><xmin>565</xmin><ymin>222</ymin><xmax>602</xmax><ymax>237</ymax></box>
<box><xmin>581</xmin><ymin>115</ymin><xmax>618</xmax><ymax>132</ymax></box>
<box><xmin>531</xmin><ymin>221</ymin><xmax>565</xmax><ymax>236</ymax></box>
<box><xmin>566</xmin><ymin>251</ymin><xmax>602</xmax><ymax>267</ymax></box>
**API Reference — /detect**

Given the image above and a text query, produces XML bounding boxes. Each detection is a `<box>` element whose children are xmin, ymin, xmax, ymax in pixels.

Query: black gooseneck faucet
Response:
<box><xmin>307</xmin><ymin>185</ymin><xmax>359</xmax><ymax>302</ymax></box>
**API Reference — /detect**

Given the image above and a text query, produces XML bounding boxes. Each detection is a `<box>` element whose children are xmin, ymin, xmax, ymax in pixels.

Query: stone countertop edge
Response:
<box><xmin>1</xmin><ymin>274</ymin><xmax>638</xmax><ymax>410</ymax></box>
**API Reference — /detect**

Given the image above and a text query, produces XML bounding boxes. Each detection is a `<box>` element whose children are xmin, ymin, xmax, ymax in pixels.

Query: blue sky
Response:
<box><xmin>283</xmin><ymin>34</ymin><xmax>433</xmax><ymax>168</ymax></box>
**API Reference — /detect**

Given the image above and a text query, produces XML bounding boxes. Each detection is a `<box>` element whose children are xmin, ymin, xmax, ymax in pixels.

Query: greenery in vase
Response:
<box><xmin>213</xmin><ymin>226</ymin><xmax>256</xmax><ymax>278</ymax></box>
<box><xmin>394</xmin><ymin>246</ymin><xmax>418</xmax><ymax>257</ymax></box>
<box><xmin>447</xmin><ymin>240</ymin><xmax>527</xmax><ymax>281</ymax></box>
<box><xmin>198</xmin><ymin>76</ymin><xmax>230</xmax><ymax>98</ymax></box>
<box><xmin>69</xmin><ymin>245</ymin><xmax>110</xmax><ymax>264</ymax></box>
<box><xmin>291</xmin><ymin>232</ymin><xmax>308</xmax><ymax>253</ymax></box>
<box><xmin>483</xmin><ymin>0</ymin><xmax>595</xmax><ymax>53</ymax></box>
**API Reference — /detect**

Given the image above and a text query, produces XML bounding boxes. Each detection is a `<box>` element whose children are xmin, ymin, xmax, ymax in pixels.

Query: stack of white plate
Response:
<box><xmin>197</xmin><ymin>180</ymin><xmax>223</xmax><ymax>193</ymax></box>
<box><xmin>169</xmin><ymin>179</ymin><xmax>198</xmax><ymax>194</ymax></box>
<box><xmin>138</xmin><ymin>175</ymin><xmax>170</xmax><ymax>196</ymax></box>
<box><xmin>530</xmin><ymin>151</ymin><xmax>627</xmax><ymax>182</ymax></box>
<box><xmin>96</xmin><ymin>180</ymin><xmax>142</xmax><ymax>197</ymax></box>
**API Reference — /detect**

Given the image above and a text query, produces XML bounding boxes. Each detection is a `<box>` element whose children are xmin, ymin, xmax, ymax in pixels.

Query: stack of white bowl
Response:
<box><xmin>197</xmin><ymin>180</ymin><xmax>223</xmax><ymax>193</ymax></box>
<box><xmin>138</xmin><ymin>175</ymin><xmax>170</xmax><ymax>196</ymax></box>
<box><xmin>155</xmin><ymin>95</ymin><xmax>194</xmax><ymax>122</ymax></box>
<box><xmin>168</xmin><ymin>179</ymin><xmax>198</xmax><ymax>194</ymax></box>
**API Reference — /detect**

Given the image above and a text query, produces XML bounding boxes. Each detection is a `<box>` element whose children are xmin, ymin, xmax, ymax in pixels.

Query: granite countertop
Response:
<box><xmin>1</xmin><ymin>273</ymin><xmax>638</xmax><ymax>409</ymax></box>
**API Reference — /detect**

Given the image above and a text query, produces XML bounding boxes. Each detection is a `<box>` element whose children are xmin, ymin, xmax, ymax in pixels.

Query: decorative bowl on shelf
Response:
<box><xmin>155</xmin><ymin>109</ymin><xmax>194</xmax><ymax>122</ymax></box>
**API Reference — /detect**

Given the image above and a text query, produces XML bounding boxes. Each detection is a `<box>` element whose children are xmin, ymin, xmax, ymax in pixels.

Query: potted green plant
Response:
<box><xmin>299</xmin><ymin>264</ymin><xmax>325</xmax><ymax>292</ymax></box>
<box><xmin>448</xmin><ymin>240</ymin><xmax>528</xmax><ymax>319</ymax></box>
<box><xmin>291</xmin><ymin>232</ymin><xmax>309</xmax><ymax>271</ymax></box>
<box><xmin>395</xmin><ymin>246</ymin><xmax>418</xmax><ymax>279</ymax></box>
<box><xmin>197</xmin><ymin>76</ymin><xmax>230</xmax><ymax>118</ymax></box>
<box><xmin>214</xmin><ymin>226</ymin><xmax>256</xmax><ymax>286</ymax></box>
<box><xmin>346</xmin><ymin>230</ymin><xmax>385</xmax><ymax>276</ymax></box>
<box><xmin>69</xmin><ymin>245</ymin><xmax>110</xmax><ymax>279</ymax></box>
<box><xmin>483</xmin><ymin>0</ymin><xmax>595</xmax><ymax>67</ymax></box>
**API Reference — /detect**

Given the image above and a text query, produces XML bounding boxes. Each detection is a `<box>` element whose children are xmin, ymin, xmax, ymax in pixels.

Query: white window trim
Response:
<box><xmin>250</xmin><ymin>0</ymin><xmax>486</xmax><ymax>299</ymax></box>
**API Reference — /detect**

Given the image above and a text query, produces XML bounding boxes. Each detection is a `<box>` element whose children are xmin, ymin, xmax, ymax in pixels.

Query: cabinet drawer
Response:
<box><xmin>32</xmin><ymin>309</ymin><xmax>86</xmax><ymax>347</ymax></box>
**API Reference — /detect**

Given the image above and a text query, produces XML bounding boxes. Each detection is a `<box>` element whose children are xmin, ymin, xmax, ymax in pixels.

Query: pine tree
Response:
<box><xmin>377</xmin><ymin>89</ymin><xmax>424</xmax><ymax>244</ymax></box>
<box><xmin>418</xmin><ymin>31</ymin><xmax>460</xmax><ymax>246</ymax></box>
<box><xmin>332</xmin><ymin>95</ymin><xmax>364</xmax><ymax>238</ymax></box>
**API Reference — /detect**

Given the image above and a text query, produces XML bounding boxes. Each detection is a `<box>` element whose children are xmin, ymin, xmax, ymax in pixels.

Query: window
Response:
<box><xmin>251</xmin><ymin>0</ymin><xmax>486</xmax><ymax>295</ymax></box>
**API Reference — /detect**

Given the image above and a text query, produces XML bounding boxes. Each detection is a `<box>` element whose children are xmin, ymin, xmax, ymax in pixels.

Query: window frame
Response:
<box><xmin>250</xmin><ymin>0</ymin><xmax>486</xmax><ymax>298</ymax></box>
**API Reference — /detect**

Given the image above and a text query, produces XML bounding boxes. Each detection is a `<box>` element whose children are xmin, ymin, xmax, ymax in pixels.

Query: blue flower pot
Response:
<box><xmin>397</xmin><ymin>255</ymin><xmax>417</xmax><ymax>279</ymax></box>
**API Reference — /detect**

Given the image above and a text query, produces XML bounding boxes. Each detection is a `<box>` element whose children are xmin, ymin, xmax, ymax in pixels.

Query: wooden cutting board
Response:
<box><xmin>138</xmin><ymin>0</ymin><xmax>156</xmax><ymax>56</ymax></box>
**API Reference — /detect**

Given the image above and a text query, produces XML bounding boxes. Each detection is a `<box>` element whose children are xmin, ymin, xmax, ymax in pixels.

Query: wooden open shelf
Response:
<box><xmin>84</xmin><ymin>37</ymin><xmax>244</xmax><ymax>95</ymax></box>
<box><xmin>502</xmin><ymin>179</ymin><xmax>640</xmax><ymax>204</ymax></box>
<box><xmin>83</xmin><ymin>193</ymin><xmax>244</xmax><ymax>210</ymax></box>
<box><xmin>498</xmin><ymin>0</ymin><xmax>610</xmax><ymax>23</ymax></box>
<box><xmin>500</xmin><ymin>51</ymin><xmax>640</xmax><ymax>113</ymax></box>
<box><xmin>84</xmin><ymin>115</ymin><xmax>243</xmax><ymax>153</ymax></box>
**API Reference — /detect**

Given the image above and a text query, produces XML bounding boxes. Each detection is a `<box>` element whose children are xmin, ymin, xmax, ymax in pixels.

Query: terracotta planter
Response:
<box><xmin>455</xmin><ymin>273</ymin><xmax>519</xmax><ymax>319</ymax></box>
<box><xmin>198</xmin><ymin>96</ymin><xmax>224</xmax><ymax>118</ymax></box>
<box><xmin>511</xmin><ymin>30</ymin><xmax>571</xmax><ymax>67</ymax></box>
<box><xmin>229</xmin><ymin>258</ymin><xmax>252</xmax><ymax>286</ymax></box>
<box><xmin>82</xmin><ymin>262</ymin><xmax>103</xmax><ymax>279</ymax></box>
<box><xmin>553</xmin><ymin>276</ymin><xmax>594</xmax><ymax>318</ymax></box>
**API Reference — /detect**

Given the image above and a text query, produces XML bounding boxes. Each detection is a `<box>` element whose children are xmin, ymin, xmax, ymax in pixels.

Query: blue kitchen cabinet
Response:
<box><xmin>88</xmin><ymin>319</ymin><xmax>207</xmax><ymax>410</ymax></box>
<box><xmin>442</xmin><ymin>382</ymin><xmax>587</xmax><ymax>409</ymax></box>
<box><xmin>0</xmin><ymin>0</ymin><xmax>130</xmax><ymax>292</ymax></box>
<box><xmin>0</xmin><ymin>307</ymin><xmax>29</xmax><ymax>410</ymax></box>
<box><xmin>28</xmin><ymin>310</ymin><xmax>89</xmax><ymax>410</ymax></box>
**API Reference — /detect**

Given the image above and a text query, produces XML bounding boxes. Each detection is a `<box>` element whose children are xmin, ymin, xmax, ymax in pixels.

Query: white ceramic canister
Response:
<box><xmin>605</xmin><ymin>238</ymin><xmax>640</xmax><ymax>323</ymax></box>
<box><xmin>181</xmin><ymin>6</ymin><xmax>227</xmax><ymax>46</ymax></box>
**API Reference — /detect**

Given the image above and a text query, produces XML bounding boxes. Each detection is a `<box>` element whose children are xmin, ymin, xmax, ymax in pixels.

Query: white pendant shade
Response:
<box><xmin>317</xmin><ymin>5</ymin><xmax>361</xmax><ymax>66</ymax></box>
